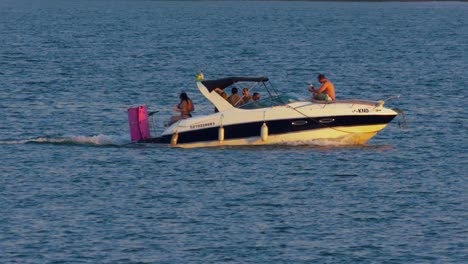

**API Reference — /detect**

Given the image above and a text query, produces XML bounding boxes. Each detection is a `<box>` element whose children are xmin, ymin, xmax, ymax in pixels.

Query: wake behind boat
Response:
<box><xmin>128</xmin><ymin>76</ymin><xmax>399</xmax><ymax>148</ymax></box>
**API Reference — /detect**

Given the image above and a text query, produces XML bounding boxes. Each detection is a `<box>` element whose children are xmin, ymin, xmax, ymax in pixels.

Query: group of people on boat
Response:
<box><xmin>225</xmin><ymin>87</ymin><xmax>260</xmax><ymax>107</ymax></box>
<box><xmin>168</xmin><ymin>73</ymin><xmax>335</xmax><ymax>126</ymax></box>
<box><xmin>212</xmin><ymin>87</ymin><xmax>260</xmax><ymax>112</ymax></box>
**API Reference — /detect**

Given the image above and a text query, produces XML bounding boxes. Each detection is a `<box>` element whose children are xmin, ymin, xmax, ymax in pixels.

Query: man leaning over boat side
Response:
<box><xmin>309</xmin><ymin>74</ymin><xmax>336</xmax><ymax>102</ymax></box>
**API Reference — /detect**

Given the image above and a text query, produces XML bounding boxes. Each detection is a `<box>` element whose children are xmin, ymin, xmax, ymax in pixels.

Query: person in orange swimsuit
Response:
<box><xmin>309</xmin><ymin>74</ymin><xmax>336</xmax><ymax>102</ymax></box>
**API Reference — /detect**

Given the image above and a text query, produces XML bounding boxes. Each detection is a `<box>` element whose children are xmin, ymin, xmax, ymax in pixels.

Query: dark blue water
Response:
<box><xmin>1</xmin><ymin>1</ymin><xmax>467</xmax><ymax>263</ymax></box>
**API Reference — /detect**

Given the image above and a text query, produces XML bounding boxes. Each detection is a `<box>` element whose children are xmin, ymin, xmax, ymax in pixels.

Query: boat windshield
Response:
<box><xmin>240</xmin><ymin>94</ymin><xmax>301</xmax><ymax>109</ymax></box>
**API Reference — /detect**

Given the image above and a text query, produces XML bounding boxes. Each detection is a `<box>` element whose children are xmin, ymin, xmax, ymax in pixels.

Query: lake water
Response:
<box><xmin>1</xmin><ymin>1</ymin><xmax>467</xmax><ymax>263</ymax></box>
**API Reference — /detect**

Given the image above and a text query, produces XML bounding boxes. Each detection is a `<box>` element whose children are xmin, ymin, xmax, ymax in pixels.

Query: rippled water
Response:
<box><xmin>1</xmin><ymin>1</ymin><xmax>467</xmax><ymax>263</ymax></box>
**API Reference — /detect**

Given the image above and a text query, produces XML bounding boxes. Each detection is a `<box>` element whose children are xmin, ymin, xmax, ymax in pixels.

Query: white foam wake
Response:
<box><xmin>0</xmin><ymin>134</ymin><xmax>131</xmax><ymax>146</ymax></box>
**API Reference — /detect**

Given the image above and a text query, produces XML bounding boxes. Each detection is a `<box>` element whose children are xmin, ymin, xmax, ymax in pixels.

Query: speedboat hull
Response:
<box><xmin>143</xmin><ymin>124</ymin><xmax>392</xmax><ymax>148</ymax></box>
<box><xmin>129</xmin><ymin>77</ymin><xmax>399</xmax><ymax>148</ymax></box>
<box><xmin>140</xmin><ymin>101</ymin><xmax>398</xmax><ymax>148</ymax></box>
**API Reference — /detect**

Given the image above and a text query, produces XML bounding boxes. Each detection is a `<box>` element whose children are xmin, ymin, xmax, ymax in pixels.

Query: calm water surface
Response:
<box><xmin>0</xmin><ymin>1</ymin><xmax>467</xmax><ymax>263</ymax></box>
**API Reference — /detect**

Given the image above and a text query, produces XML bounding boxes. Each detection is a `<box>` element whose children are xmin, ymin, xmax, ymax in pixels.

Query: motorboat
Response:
<box><xmin>128</xmin><ymin>76</ymin><xmax>399</xmax><ymax>148</ymax></box>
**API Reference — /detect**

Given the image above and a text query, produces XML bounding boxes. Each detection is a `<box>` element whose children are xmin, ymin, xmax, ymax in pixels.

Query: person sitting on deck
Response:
<box><xmin>227</xmin><ymin>87</ymin><xmax>243</xmax><ymax>107</ymax></box>
<box><xmin>252</xmin><ymin>92</ymin><xmax>261</xmax><ymax>101</ymax></box>
<box><xmin>168</xmin><ymin>92</ymin><xmax>194</xmax><ymax>126</ymax></box>
<box><xmin>241</xmin><ymin>92</ymin><xmax>264</xmax><ymax>109</ymax></box>
<box><xmin>242</xmin><ymin>87</ymin><xmax>252</xmax><ymax>104</ymax></box>
<box><xmin>214</xmin><ymin>87</ymin><xmax>228</xmax><ymax>113</ymax></box>
<box><xmin>309</xmin><ymin>74</ymin><xmax>335</xmax><ymax>102</ymax></box>
<box><xmin>214</xmin><ymin>87</ymin><xmax>228</xmax><ymax>100</ymax></box>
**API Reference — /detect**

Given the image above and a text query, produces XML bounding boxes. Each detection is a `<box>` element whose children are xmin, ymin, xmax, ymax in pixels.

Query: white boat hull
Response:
<box><xmin>131</xmin><ymin>77</ymin><xmax>400</xmax><ymax>148</ymax></box>
<box><xmin>169</xmin><ymin>124</ymin><xmax>389</xmax><ymax>148</ymax></box>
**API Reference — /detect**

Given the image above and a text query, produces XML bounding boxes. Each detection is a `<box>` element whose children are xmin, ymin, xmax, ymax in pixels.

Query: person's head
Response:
<box><xmin>232</xmin><ymin>87</ymin><xmax>238</xmax><ymax>94</ymax></box>
<box><xmin>252</xmin><ymin>92</ymin><xmax>260</xmax><ymax>101</ymax></box>
<box><xmin>180</xmin><ymin>92</ymin><xmax>189</xmax><ymax>101</ymax></box>
<box><xmin>242</xmin><ymin>88</ymin><xmax>249</xmax><ymax>96</ymax></box>
<box><xmin>318</xmin><ymin>74</ymin><xmax>326</xmax><ymax>83</ymax></box>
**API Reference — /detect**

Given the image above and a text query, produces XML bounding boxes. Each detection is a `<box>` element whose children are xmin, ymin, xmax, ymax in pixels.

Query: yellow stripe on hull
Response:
<box><xmin>173</xmin><ymin>124</ymin><xmax>389</xmax><ymax>148</ymax></box>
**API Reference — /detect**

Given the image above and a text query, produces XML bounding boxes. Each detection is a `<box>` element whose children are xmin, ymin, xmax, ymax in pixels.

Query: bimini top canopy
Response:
<box><xmin>201</xmin><ymin>77</ymin><xmax>269</xmax><ymax>92</ymax></box>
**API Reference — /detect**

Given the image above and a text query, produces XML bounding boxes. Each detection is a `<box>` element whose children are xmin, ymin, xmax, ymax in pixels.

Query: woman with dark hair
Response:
<box><xmin>168</xmin><ymin>92</ymin><xmax>194</xmax><ymax>126</ymax></box>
